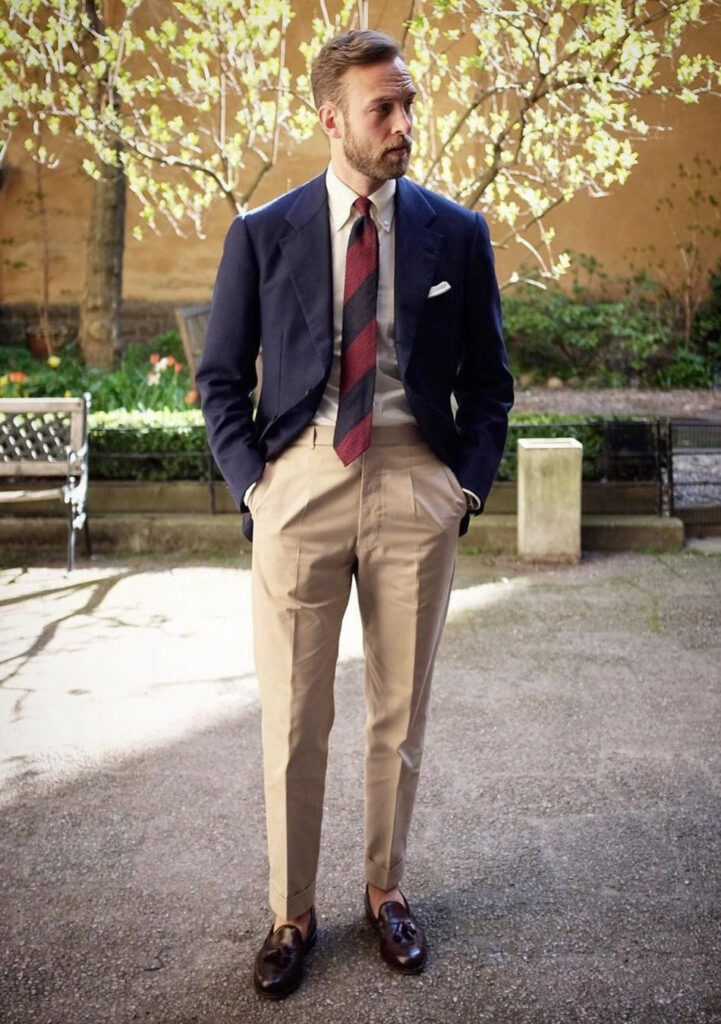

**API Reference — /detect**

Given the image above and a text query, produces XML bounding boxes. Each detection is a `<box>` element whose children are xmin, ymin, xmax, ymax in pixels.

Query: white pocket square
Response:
<box><xmin>428</xmin><ymin>280</ymin><xmax>451</xmax><ymax>298</ymax></box>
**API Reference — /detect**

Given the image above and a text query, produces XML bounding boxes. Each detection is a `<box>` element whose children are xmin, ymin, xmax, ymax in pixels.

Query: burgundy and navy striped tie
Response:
<box><xmin>333</xmin><ymin>196</ymin><xmax>379</xmax><ymax>466</ymax></box>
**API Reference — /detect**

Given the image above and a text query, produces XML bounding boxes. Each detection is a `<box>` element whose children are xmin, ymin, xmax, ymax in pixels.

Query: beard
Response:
<box><xmin>342</xmin><ymin>124</ymin><xmax>412</xmax><ymax>184</ymax></box>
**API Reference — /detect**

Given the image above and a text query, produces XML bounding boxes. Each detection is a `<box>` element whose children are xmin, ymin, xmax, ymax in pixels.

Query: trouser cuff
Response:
<box><xmin>365</xmin><ymin>855</ymin><xmax>404</xmax><ymax>891</ymax></box>
<box><xmin>269</xmin><ymin>879</ymin><xmax>316</xmax><ymax>919</ymax></box>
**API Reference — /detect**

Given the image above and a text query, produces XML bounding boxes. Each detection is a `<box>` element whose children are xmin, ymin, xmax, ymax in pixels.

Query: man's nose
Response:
<box><xmin>391</xmin><ymin>105</ymin><xmax>412</xmax><ymax>136</ymax></box>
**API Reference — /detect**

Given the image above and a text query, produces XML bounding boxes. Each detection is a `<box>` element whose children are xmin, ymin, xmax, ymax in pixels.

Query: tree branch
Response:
<box><xmin>401</xmin><ymin>0</ymin><xmax>416</xmax><ymax>51</ymax></box>
<box><xmin>495</xmin><ymin>195</ymin><xmax>566</xmax><ymax>251</ymax></box>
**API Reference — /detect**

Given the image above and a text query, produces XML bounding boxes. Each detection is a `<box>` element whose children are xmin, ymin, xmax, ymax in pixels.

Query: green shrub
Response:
<box><xmin>92</xmin><ymin>343</ymin><xmax>193</xmax><ymax>411</ymax></box>
<box><xmin>502</xmin><ymin>264</ymin><xmax>676</xmax><ymax>386</ymax></box>
<box><xmin>692</xmin><ymin>262</ymin><xmax>721</xmax><ymax>384</ymax></box>
<box><xmin>0</xmin><ymin>343</ymin><xmax>90</xmax><ymax>397</ymax></box>
<box><xmin>501</xmin><ymin>255</ymin><xmax>721</xmax><ymax>387</ymax></box>
<box><xmin>502</xmin><ymin>415</ymin><xmax>602</xmax><ymax>480</ymax></box>
<box><xmin>85</xmin><ymin>410</ymin><xmax>661</xmax><ymax>484</ymax></box>
<box><xmin>0</xmin><ymin>346</ymin><xmax>35</xmax><ymax>374</ymax></box>
<box><xmin>146</xmin><ymin>329</ymin><xmax>186</xmax><ymax>365</ymax></box>
<box><xmin>654</xmin><ymin>348</ymin><xmax>712</xmax><ymax>388</ymax></box>
<box><xmin>89</xmin><ymin>409</ymin><xmax>208</xmax><ymax>480</ymax></box>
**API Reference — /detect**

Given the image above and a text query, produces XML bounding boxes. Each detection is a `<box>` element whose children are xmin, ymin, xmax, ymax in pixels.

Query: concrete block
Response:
<box><xmin>517</xmin><ymin>437</ymin><xmax>583</xmax><ymax>563</ymax></box>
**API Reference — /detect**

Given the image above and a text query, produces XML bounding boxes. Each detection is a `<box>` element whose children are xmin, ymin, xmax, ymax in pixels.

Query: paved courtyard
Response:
<box><xmin>1</xmin><ymin>548</ymin><xmax>719</xmax><ymax>1023</ymax></box>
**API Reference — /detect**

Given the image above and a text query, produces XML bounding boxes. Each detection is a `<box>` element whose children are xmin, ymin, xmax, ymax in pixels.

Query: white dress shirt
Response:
<box><xmin>313</xmin><ymin>164</ymin><xmax>415</xmax><ymax>425</ymax></box>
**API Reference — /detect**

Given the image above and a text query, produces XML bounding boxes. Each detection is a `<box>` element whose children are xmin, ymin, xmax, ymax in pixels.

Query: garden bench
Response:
<box><xmin>175</xmin><ymin>303</ymin><xmax>211</xmax><ymax>382</ymax></box>
<box><xmin>0</xmin><ymin>395</ymin><xmax>91</xmax><ymax>570</ymax></box>
<box><xmin>175</xmin><ymin>302</ymin><xmax>263</xmax><ymax>393</ymax></box>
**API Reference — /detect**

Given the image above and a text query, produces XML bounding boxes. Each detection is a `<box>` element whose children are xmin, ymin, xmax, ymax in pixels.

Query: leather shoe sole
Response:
<box><xmin>365</xmin><ymin>886</ymin><xmax>427</xmax><ymax>974</ymax></box>
<box><xmin>253</xmin><ymin>907</ymin><xmax>317</xmax><ymax>1000</ymax></box>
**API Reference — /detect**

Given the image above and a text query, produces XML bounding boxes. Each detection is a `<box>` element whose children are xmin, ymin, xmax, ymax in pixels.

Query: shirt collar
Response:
<box><xmin>325</xmin><ymin>163</ymin><xmax>396</xmax><ymax>234</ymax></box>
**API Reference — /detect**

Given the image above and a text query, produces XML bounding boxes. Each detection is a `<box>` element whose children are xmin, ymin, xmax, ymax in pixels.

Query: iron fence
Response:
<box><xmin>88</xmin><ymin>417</ymin><xmax>671</xmax><ymax>516</ymax></box>
<box><xmin>668</xmin><ymin>420</ymin><xmax>721</xmax><ymax>532</ymax></box>
<box><xmin>499</xmin><ymin>419</ymin><xmax>667</xmax><ymax>513</ymax></box>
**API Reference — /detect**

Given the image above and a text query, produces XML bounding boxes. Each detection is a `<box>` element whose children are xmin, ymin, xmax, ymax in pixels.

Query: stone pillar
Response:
<box><xmin>517</xmin><ymin>438</ymin><xmax>583</xmax><ymax>563</ymax></box>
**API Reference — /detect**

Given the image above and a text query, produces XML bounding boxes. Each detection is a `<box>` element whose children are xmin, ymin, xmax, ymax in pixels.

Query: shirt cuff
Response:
<box><xmin>243</xmin><ymin>481</ymin><xmax>257</xmax><ymax>509</ymax></box>
<box><xmin>462</xmin><ymin>488</ymin><xmax>482</xmax><ymax>513</ymax></box>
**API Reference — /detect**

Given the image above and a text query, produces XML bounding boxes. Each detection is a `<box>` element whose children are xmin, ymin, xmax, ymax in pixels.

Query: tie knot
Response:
<box><xmin>354</xmin><ymin>196</ymin><xmax>371</xmax><ymax>218</ymax></box>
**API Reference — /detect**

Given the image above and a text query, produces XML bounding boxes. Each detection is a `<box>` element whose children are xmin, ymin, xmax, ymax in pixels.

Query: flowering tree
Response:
<box><xmin>0</xmin><ymin>0</ymin><xmax>309</xmax><ymax>366</ymax></box>
<box><xmin>302</xmin><ymin>0</ymin><xmax>721</xmax><ymax>284</ymax></box>
<box><xmin>1</xmin><ymin>0</ymin><xmax>720</xmax><ymax>369</ymax></box>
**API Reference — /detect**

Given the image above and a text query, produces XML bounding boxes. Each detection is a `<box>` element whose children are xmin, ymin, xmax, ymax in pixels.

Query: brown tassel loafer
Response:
<box><xmin>253</xmin><ymin>907</ymin><xmax>318</xmax><ymax>1000</ymax></box>
<box><xmin>365</xmin><ymin>886</ymin><xmax>427</xmax><ymax>974</ymax></box>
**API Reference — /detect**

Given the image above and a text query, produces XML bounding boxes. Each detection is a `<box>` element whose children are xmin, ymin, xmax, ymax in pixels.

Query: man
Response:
<box><xmin>197</xmin><ymin>29</ymin><xmax>513</xmax><ymax>999</ymax></box>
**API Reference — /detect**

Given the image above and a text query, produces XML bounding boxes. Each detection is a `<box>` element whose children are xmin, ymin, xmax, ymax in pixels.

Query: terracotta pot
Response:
<box><xmin>27</xmin><ymin>327</ymin><xmax>52</xmax><ymax>361</ymax></box>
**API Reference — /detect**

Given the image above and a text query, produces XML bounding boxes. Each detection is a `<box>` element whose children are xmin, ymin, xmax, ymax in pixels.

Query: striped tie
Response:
<box><xmin>333</xmin><ymin>196</ymin><xmax>378</xmax><ymax>466</ymax></box>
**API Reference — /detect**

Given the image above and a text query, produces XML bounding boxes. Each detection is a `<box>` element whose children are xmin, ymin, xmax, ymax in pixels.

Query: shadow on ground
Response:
<box><xmin>1</xmin><ymin>552</ymin><xmax>720</xmax><ymax>1023</ymax></box>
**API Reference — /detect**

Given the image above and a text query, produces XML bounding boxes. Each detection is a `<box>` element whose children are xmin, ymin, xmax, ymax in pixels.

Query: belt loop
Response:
<box><xmin>312</xmin><ymin>425</ymin><xmax>318</xmax><ymax>448</ymax></box>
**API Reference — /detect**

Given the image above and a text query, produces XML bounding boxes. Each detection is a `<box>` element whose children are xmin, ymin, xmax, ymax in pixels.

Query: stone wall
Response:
<box><xmin>0</xmin><ymin>300</ymin><xmax>187</xmax><ymax>351</ymax></box>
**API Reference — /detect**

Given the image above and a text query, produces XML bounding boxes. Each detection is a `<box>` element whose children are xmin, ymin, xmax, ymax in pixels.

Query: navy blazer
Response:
<box><xmin>197</xmin><ymin>173</ymin><xmax>514</xmax><ymax>536</ymax></box>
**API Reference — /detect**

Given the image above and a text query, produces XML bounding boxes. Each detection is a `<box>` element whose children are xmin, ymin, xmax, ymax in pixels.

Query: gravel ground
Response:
<box><xmin>1</xmin><ymin>551</ymin><xmax>719</xmax><ymax>1023</ymax></box>
<box><xmin>673</xmin><ymin>453</ymin><xmax>721</xmax><ymax>509</ymax></box>
<box><xmin>512</xmin><ymin>387</ymin><xmax>721</xmax><ymax>419</ymax></box>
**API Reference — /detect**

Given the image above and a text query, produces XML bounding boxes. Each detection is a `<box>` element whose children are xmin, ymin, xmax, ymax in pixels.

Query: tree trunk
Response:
<box><xmin>78</xmin><ymin>150</ymin><xmax>126</xmax><ymax>369</ymax></box>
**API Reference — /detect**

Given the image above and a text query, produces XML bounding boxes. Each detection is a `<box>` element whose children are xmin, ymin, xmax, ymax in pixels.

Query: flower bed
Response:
<box><xmin>0</xmin><ymin>332</ymin><xmax>197</xmax><ymax>412</ymax></box>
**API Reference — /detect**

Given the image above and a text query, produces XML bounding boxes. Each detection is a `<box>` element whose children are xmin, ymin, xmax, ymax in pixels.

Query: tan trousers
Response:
<box><xmin>250</xmin><ymin>424</ymin><xmax>466</xmax><ymax>918</ymax></box>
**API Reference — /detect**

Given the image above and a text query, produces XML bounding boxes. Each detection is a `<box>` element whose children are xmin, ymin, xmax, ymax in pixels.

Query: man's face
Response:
<box><xmin>333</xmin><ymin>57</ymin><xmax>415</xmax><ymax>190</ymax></box>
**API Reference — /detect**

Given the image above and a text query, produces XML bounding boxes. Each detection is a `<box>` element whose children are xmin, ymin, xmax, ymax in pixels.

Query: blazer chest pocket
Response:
<box><xmin>423</xmin><ymin>283</ymin><xmax>456</xmax><ymax>330</ymax></box>
<box><xmin>418</xmin><ymin>292</ymin><xmax>458</xmax><ymax>371</ymax></box>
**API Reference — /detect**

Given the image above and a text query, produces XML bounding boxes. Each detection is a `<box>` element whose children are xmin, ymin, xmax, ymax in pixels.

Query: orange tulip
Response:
<box><xmin>149</xmin><ymin>353</ymin><xmax>160</xmax><ymax>364</ymax></box>
<box><xmin>9</xmin><ymin>371</ymin><xmax>28</xmax><ymax>383</ymax></box>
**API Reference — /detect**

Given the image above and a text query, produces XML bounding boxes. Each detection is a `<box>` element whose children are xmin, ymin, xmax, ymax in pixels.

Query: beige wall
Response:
<box><xmin>1</xmin><ymin>16</ymin><xmax>720</xmax><ymax>308</ymax></box>
<box><xmin>539</xmin><ymin>91</ymin><xmax>721</xmax><ymax>292</ymax></box>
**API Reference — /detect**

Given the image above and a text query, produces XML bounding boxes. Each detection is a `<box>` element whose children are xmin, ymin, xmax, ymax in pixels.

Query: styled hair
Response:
<box><xmin>311</xmin><ymin>29</ymin><xmax>401</xmax><ymax>109</ymax></box>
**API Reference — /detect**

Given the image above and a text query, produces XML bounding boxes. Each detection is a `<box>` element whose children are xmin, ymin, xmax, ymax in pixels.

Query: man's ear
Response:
<box><xmin>318</xmin><ymin>102</ymin><xmax>343</xmax><ymax>140</ymax></box>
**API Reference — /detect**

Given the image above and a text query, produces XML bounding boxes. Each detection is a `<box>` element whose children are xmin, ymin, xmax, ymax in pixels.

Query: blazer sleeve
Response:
<box><xmin>196</xmin><ymin>216</ymin><xmax>266</xmax><ymax>510</ymax></box>
<box><xmin>454</xmin><ymin>212</ymin><xmax>514</xmax><ymax>507</ymax></box>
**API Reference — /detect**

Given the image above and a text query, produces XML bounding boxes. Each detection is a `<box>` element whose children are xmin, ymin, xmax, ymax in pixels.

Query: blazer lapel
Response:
<box><xmin>280</xmin><ymin>174</ymin><xmax>334</xmax><ymax>371</ymax></box>
<box><xmin>394</xmin><ymin>178</ymin><xmax>444</xmax><ymax>378</ymax></box>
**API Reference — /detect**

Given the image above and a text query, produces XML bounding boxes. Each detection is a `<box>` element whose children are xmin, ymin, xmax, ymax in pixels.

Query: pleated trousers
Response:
<box><xmin>249</xmin><ymin>423</ymin><xmax>466</xmax><ymax>918</ymax></box>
